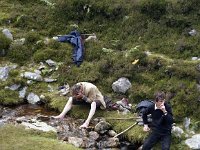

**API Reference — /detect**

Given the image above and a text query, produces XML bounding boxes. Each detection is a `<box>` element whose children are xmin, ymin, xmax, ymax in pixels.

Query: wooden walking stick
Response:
<box><xmin>106</xmin><ymin>117</ymin><xmax>141</xmax><ymax>120</ymax></box>
<box><xmin>114</xmin><ymin>122</ymin><xmax>138</xmax><ymax>138</ymax></box>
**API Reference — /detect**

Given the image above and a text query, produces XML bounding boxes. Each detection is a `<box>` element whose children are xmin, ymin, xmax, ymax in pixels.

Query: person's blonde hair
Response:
<box><xmin>71</xmin><ymin>84</ymin><xmax>81</xmax><ymax>95</ymax></box>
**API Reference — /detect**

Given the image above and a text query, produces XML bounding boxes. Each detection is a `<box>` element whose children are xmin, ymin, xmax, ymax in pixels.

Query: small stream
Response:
<box><xmin>0</xmin><ymin>104</ymin><xmax>140</xmax><ymax>150</ymax></box>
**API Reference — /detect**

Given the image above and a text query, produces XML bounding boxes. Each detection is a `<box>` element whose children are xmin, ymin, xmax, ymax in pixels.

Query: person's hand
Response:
<box><xmin>79</xmin><ymin>122</ymin><xmax>89</xmax><ymax>129</ymax></box>
<box><xmin>143</xmin><ymin>124</ymin><xmax>150</xmax><ymax>132</ymax></box>
<box><xmin>159</xmin><ymin>102</ymin><xmax>166</xmax><ymax>113</ymax></box>
<box><xmin>52</xmin><ymin>114</ymin><xmax>65</xmax><ymax>120</ymax></box>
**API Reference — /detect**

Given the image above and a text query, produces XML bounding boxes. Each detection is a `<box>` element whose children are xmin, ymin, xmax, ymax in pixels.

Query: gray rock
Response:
<box><xmin>192</xmin><ymin>57</ymin><xmax>198</xmax><ymax>61</ymax></box>
<box><xmin>94</xmin><ymin>121</ymin><xmax>111</xmax><ymax>134</ymax></box>
<box><xmin>27</xmin><ymin>92</ymin><xmax>40</xmax><ymax>104</ymax></box>
<box><xmin>184</xmin><ymin>117</ymin><xmax>190</xmax><ymax>131</ymax></box>
<box><xmin>19</xmin><ymin>86</ymin><xmax>27</xmax><ymax>99</ymax></box>
<box><xmin>21</xmin><ymin>120</ymin><xmax>56</xmax><ymax>132</ymax></box>
<box><xmin>112</xmin><ymin>77</ymin><xmax>132</xmax><ymax>93</ymax></box>
<box><xmin>196</xmin><ymin>64</ymin><xmax>200</xmax><ymax>72</ymax></box>
<box><xmin>188</xmin><ymin>29</ymin><xmax>197</xmax><ymax>36</ymax></box>
<box><xmin>44</xmin><ymin>78</ymin><xmax>57</xmax><ymax>83</ymax></box>
<box><xmin>45</xmin><ymin>59</ymin><xmax>57</xmax><ymax>67</ymax></box>
<box><xmin>185</xmin><ymin>134</ymin><xmax>200</xmax><ymax>149</ymax></box>
<box><xmin>108</xmin><ymin>130</ymin><xmax>117</xmax><ymax>137</ymax></box>
<box><xmin>172</xmin><ymin>126</ymin><xmax>184</xmax><ymax>137</ymax></box>
<box><xmin>68</xmin><ymin>137</ymin><xmax>84</xmax><ymax>148</ymax></box>
<box><xmin>5</xmin><ymin>84</ymin><xmax>21</xmax><ymax>91</ymax></box>
<box><xmin>13</xmin><ymin>38</ymin><xmax>25</xmax><ymax>45</ymax></box>
<box><xmin>23</xmin><ymin>72</ymin><xmax>43</xmax><ymax>81</ymax></box>
<box><xmin>197</xmin><ymin>86</ymin><xmax>200</xmax><ymax>96</ymax></box>
<box><xmin>34</xmin><ymin>69</ymin><xmax>41</xmax><ymax>75</ymax></box>
<box><xmin>97</xmin><ymin>137</ymin><xmax>119</xmax><ymax>148</ymax></box>
<box><xmin>2</xmin><ymin>28</ymin><xmax>13</xmax><ymax>40</ymax></box>
<box><xmin>0</xmin><ymin>66</ymin><xmax>10</xmax><ymax>81</ymax></box>
<box><xmin>89</xmin><ymin>131</ymin><xmax>99</xmax><ymax>140</ymax></box>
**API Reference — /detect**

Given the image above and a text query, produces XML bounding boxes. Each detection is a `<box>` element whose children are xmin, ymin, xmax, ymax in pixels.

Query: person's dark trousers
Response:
<box><xmin>142</xmin><ymin>131</ymin><xmax>171</xmax><ymax>150</ymax></box>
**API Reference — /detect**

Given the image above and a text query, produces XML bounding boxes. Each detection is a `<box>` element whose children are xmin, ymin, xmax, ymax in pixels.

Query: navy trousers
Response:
<box><xmin>142</xmin><ymin>131</ymin><xmax>171</xmax><ymax>150</ymax></box>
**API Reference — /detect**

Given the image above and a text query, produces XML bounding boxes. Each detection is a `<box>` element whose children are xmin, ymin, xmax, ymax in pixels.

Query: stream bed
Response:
<box><xmin>0</xmin><ymin>104</ymin><xmax>140</xmax><ymax>150</ymax></box>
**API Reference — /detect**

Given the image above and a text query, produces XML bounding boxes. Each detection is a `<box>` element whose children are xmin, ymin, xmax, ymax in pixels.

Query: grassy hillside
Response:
<box><xmin>0</xmin><ymin>124</ymin><xmax>81</xmax><ymax>150</ymax></box>
<box><xmin>0</xmin><ymin>0</ymin><xmax>200</xmax><ymax>148</ymax></box>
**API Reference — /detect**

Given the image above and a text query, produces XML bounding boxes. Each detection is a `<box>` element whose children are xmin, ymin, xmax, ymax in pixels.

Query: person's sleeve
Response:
<box><xmin>142</xmin><ymin>106</ymin><xmax>151</xmax><ymax>124</ymax></box>
<box><xmin>163</xmin><ymin>104</ymin><xmax>173</xmax><ymax>124</ymax></box>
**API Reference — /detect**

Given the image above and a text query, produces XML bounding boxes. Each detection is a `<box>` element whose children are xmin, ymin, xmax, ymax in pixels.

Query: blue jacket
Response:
<box><xmin>57</xmin><ymin>30</ymin><xmax>84</xmax><ymax>66</ymax></box>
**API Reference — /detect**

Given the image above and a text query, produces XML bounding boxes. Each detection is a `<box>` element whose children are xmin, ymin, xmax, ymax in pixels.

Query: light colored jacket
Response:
<box><xmin>77</xmin><ymin>82</ymin><xmax>106</xmax><ymax>109</ymax></box>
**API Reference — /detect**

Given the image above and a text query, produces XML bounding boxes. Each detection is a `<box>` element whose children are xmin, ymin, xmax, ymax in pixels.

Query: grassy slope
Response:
<box><xmin>0</xmin><ymin>0</ymin><xmax>200</xmax><ymax>147</ymax></box>
<box><xmin>0</xmin><ymin>124</ymin><xmax>81</xmax><ymax>150</ymax></box>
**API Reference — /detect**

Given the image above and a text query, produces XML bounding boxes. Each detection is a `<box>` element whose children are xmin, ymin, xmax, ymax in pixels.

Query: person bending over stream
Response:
<box><xmin>53</xmin><ymin>82</ymin><xmax>107</xmax><ymax>128</ymax></box>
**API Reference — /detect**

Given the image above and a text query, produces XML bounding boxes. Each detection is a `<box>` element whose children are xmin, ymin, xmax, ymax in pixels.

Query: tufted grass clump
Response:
<box><xmin>0</xmin><ymin>32</ymin><xmax>12</xmax><ymax>56</ymax></box>
<box><xmin>0</xmin><ymin>89</ymin><xmax>23</xmax><ymax>105</ymax></box>
<box><xmin>24</xmin><ymin>31</ymin><xmax>41</xmax><ymax>45</ymax></box>
<box><xmin>7</xmin><ymin>44</ymin><xmax>33</xmax><ymax>65</ymax></box>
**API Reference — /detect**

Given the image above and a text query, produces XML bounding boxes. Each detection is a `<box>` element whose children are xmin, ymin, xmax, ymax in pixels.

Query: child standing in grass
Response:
<box><xmin>141</xmin><ymin>91</ymin><xmax>173</xmax><ymax>150</ymax></box>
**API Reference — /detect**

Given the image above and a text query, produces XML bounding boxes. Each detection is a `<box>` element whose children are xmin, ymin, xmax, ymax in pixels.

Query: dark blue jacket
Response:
<box><xmin>57</xmin><ymin>30</ymin><xmax>84</xmax><ymax>66</ymax></box>
<box><xmin>142</xmin><ymin>102</ymin><xmax>173</xmax><ymax>135</ymax></box>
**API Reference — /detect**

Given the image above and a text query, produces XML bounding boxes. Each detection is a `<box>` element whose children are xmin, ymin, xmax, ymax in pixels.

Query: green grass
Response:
<box><xmin>0</xmin><ymin>124</ymin><xmax>81</xmax><ymax>150</ymax></box>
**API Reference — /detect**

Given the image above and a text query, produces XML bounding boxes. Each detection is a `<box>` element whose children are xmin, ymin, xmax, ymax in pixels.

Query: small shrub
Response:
<box><xmin>48</xmin><ymin>39</ymin><xmax>61</xmax><ymax>49</ymax></box>
<box><xmin>14</xmin><ymin>14</ymin><xmax>30</xmax><ymax>28</ymax></box>
<box><xmin>139</xmin><ymin>0</ymin><xmax>167</xmax><ymax>20</ymax></box>
<box><xmin>33</xmin><ymin>46</ymin><xmax>71</xmax><ymax>63</ymax></box>
<box><xmin>25</xmin><ymin>31</ymin><xmax>41</xmax><ymax>45</ymax></box>
<box><xmin>164</xmin><ymin>15</ymin><xmax>191</xmax><ymax>29</ymax></box>
<box><xmin>174</xmin><ymin>0</ymin><xmax>200</xmax><ymax>14</ymax></box>
<box><xmin>7</xmin><ymin>44</ymin><xmax>34</xmax><ymax>65</ymax></box>
<box><xmin>57</xmin><ymin>61</ymin><xmax>101</xmax><ymax>85</ymax></box>
<box><xmin>9</xmin><ymin>70</ymin><xmax>19</xmax><ymax>78</ymax></box>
